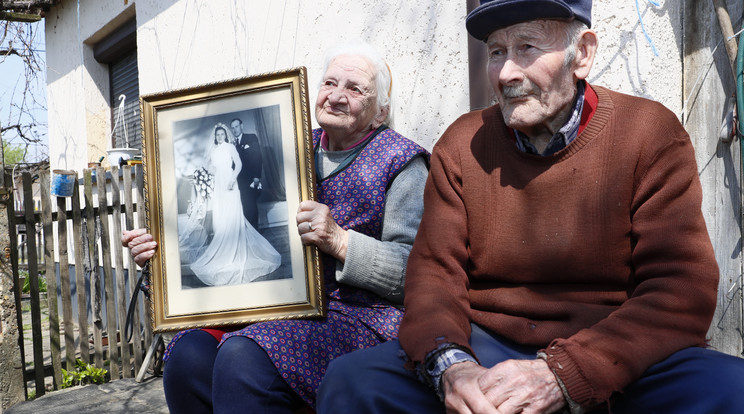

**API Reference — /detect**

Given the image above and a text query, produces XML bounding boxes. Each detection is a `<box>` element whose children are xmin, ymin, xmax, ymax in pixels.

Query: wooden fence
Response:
<box><xmin>10</xmin><ymin>165</ymin><xmax>155</xmax><ymax>399</ymax></box>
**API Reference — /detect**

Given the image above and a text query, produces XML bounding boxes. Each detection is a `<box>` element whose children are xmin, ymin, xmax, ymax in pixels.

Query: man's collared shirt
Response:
<box><xmin>513</xmin><ymin>81</ymin><xmax>586</xmax><ymax>156</ymax></box>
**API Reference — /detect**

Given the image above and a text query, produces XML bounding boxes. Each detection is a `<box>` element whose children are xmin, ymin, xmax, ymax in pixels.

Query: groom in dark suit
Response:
<box><xmin>230</xmin><ymin>118</ymin><xmax>263</xmax><ymax>228</ymax></box>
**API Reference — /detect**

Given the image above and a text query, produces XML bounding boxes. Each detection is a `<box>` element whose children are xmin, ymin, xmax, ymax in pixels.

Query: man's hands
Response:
<box><xmin>442</xmin><ymin>359</ymin><xmax>565</xmax><ymax>414</ymax></box>
<box><xmin>121</xmin><ymin>228</ymin><xmax>157</xmax><ymax>267</ymax></box>
<box><xmin>296</xmin><ymin>200</ymin><xmax>348</xmax><ymax>262</ymax></box>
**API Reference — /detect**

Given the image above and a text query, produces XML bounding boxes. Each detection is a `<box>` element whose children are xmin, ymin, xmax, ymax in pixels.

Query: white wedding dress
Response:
<box><xmin>190</xmin><ymin>141</ymin><xmax>281</xmax><ymax>286</ymax></box>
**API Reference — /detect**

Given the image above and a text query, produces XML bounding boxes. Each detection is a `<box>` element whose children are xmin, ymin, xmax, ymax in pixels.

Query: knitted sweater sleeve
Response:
<box><xmin>399</xmin><ymin>136</ymin><xmax>475</xmax><ymax>362</ymax></box>
<box><xmin>335</xmin><ymin>155</ymin><xmax>428</xmax><ymax>304</ymax></box>
<box><xmin>541</xmin><ymin>111</ymin><xmax>719</xmax><ymax>409</ymax></box>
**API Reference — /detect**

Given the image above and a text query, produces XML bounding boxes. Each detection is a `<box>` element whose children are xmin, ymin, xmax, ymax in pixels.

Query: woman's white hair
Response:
<box><xmin>320</xmin><ymin>40</ymin><xmax>394</xmax><ymax>125</ymax></box>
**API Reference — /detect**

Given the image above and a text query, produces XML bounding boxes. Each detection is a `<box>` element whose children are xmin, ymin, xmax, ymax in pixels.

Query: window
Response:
<box><xmin>109</xmin><ymin>51</ymin><xmax>140</xmax><ymax>149</ymax></box>
<box><xmin>93</xmin><ymin>18</ymin><xmax>140</xmax><ymax>150</ymax></box>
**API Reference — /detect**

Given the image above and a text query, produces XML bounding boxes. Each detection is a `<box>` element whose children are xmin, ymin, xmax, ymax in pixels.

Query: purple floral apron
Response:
<box><xmin>165</xmin><ymin>127</ymin><xmax>428</xmax><ymax>407</ymax></box>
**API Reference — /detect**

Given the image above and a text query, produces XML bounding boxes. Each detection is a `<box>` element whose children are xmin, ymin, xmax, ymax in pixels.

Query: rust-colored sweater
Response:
<box><xmin>399</xmin><ymin>85</ymin><xmax>719</xmax><ymax>410</ymax></box>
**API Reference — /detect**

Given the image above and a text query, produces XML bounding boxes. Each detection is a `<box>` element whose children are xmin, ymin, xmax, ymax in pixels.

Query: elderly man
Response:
<box><xmin>317</xmin><ymin>1</ymin><xmax>744</xmax><ymax>413</ymax></box>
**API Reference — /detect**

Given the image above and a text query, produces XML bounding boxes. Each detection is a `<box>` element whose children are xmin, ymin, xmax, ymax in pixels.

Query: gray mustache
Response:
<box><xmin>502</xmin><ymin>84</ymin><xmax>536</xmax><ymax>99</ymax></box>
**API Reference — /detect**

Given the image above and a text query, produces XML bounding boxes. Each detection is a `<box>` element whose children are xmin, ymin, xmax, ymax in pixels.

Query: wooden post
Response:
<box><xmin>123</xmin><ymin>166</ymin><xmax>144</xmax><ymax>371</ymax></box>
<box><xmin>0</xmin><ymin>136</ymin><xmax>25</xmax><ymax>410</ymax></box>
<box><xmin>84</xmin><ymin>169</ymin><xmax>103</xmax><ymax>368</ymax></box>
<box><xmin>22</xmin><ymin>173</ymin><xmax>45</xmax><ymax>395</ymax></box>
<box><xmin>109</xmin><ymin>167</ymin><xmax>131</xmax><ymax>377</ymax></box>
<box><xmin>56</xmin><ymin>192</ymin><xmax>76</xmax><ymax>370</ymax></box>
<box><xmin>466</xmin><ymin>0</ymin><xmax>492</xmax><ymax>111</ymax></box>
<box><xmin>71</xmin><ymin>176</ymin><xmax>90</xmax><ymax>364</ymax></box>
<box><xmin>96</xmin><ymin>168</ymin><xmax>120</xmax><ymax>379</ymax></box>
<box><xmin>39</xmin><ymin>171</ymin><xmax>62</xmax><ymax>390</ymax></box>
<box><xmin>711</xmin><ymin>0</ymin><xmax>739</xmax><ymax>78</ymax></box>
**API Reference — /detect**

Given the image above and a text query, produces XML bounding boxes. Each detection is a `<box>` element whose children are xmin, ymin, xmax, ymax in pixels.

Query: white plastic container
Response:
<box><xmin>107</xmin><ymin>148</ymin><xmax>140</xmax><ymax>167</ymax></box>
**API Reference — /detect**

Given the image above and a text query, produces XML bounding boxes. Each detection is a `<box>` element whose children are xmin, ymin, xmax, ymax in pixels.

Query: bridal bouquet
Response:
<box><xmin>193</xmin><ymin>167</ymin><xmax>215</xmax><ymax>199</ymax></box>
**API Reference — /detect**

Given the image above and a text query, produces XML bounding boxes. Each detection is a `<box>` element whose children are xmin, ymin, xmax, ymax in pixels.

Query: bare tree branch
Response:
<box><xmin>0</xmin><ymin>47</ymin><xmax>20</xmax><ymax>56</ymax></box>
<box><xmin>0</xmin><ymin>19</ymin><xmax>47</xmax><ymax>161</ymax></box>
<box><xmin>0</xmin><ymin>1</ymin><xmax>59</xmax><ymax>15</ymax></box>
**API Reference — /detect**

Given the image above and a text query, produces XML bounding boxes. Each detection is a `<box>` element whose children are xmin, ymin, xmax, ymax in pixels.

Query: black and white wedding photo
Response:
<box><xmin>171</xmin><ymin>106</ymin><xmax>292</xmax><ymax>289</ymax></box>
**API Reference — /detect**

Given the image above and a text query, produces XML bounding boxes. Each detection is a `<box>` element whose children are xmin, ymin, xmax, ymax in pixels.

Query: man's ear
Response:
<box><xmin>574</xmin><ymin>29</ymin><xmax>598</xmax><ymax>80</ymax></box>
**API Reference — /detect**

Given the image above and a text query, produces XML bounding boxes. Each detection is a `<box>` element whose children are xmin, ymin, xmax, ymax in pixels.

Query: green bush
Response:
<box><xmin>61</xmin><ymin>359</ymin><xmax>109</xmax><ymax>389</ymax></box>
<box><xmin>21</xmin><ymin>273</ymin><xmax>47</xmax><ymax>294</ymax></box>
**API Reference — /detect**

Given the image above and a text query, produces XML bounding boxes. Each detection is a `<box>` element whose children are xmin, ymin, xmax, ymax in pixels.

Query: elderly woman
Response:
<box><xmin>122</xmin><ymin>41</ymin><xmax>429</xmax><ymax>413</ymax></box>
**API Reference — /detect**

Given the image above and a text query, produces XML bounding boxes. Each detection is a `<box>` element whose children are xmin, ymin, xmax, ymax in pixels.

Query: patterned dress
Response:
<box><xmin>164</xmin><ymin>127</ymin><xmax>428</xmax><ymax>407</ymax></box>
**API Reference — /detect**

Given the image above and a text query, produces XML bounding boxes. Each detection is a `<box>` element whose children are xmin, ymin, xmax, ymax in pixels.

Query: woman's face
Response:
<box><xmin>315</xmin><ymin>54</ymin><xmax>385</xmax><ymax>139</ymax></box>
<box><xmin>215</xmin><ymin>128</ymin><xmax>227</xmax><ymax>143</ymax></box>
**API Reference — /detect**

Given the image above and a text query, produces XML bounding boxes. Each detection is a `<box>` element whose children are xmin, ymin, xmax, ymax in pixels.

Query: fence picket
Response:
<box><xmin>38</xmin><ymin>171</ymin><xmax>62</xmax><ymax>391</ymax></box>
<box><xmin>23</xmin><ymin>172</ymin><xmax>46</xmax><ymax>395</ymax></box>
<box><xmin>110</xmin><ymin>167</ymin><xmax>132</xmax><ymax>378</ymax></box>
<box><xmin>57</xmin><ymin>194</ymin><xmax>76</xmax><ymax>371</ymax></box>
<box><xmin>84</xmin><ymin>169</ymin><xmax>104</xmax><ymax>368</ymax></box>
<box><xmin>96</xmin><ymin>168</ymin><xmax>120</xmax><ymax>379</ymax></box>
<box><xmin>6</xmin><ymin>171</ymin><xmax>27</xmax><ymax>397</ymax></box>
<box><xmin>71</xmin><ymin>176</ymin><xmax>90</xmax><ymax>364</ymax></box>
<box><xmin>123</xmin><ymin>166</ymin><xmax>144</xmax><ymax>371</ymax></box>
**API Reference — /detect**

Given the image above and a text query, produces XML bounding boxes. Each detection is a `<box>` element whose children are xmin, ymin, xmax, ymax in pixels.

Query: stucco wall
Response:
<box><xmin>591</xmin><ymin>1</ymin><xmax>683</xmax><ymax>113</ymax></box>
<box><xmin>45</xmin><ymin>0</ymin><xmax>685</xmax><ymax>171</ymax></box>
<box><xmin>45</xmin><ymin>0</ymin><xmax>472</xmax><ymax>171</ymax></box>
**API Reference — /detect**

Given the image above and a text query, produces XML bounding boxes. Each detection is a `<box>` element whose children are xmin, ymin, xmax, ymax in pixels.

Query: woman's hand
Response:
<box><xmin>296</xmin><ymin>200</ymin><xmax>348</xmax><ymax>262</ymax></box>
<box><xmin>121</xmin><ymin>228</ymin><xmax>157</xmax><ymax>267</ymax></box>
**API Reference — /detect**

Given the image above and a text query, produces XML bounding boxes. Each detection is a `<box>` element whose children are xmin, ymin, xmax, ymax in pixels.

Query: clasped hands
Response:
<box><xmin>442</xmin><ymin>359</ymin><xmax>565</xmax><ymax>414</ymax></box>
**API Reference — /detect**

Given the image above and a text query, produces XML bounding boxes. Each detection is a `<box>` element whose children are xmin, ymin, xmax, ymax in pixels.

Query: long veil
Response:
<box><xmin>178</xmin><ymin>123</ymin><xmax>229</xmax><ymax>263</ymax></box>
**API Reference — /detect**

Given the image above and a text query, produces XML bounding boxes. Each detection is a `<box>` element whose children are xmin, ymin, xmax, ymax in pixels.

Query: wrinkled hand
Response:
<box><xmin>121</xmin><ymin>228</ymin><xmax>157</xmax><ymax>267</ymax></box>
<box><xmin>296</xmin><ymin>200</ymin><xmax>348</xmax><ymax>262</ymax></box>
<box><xmin>442</xmin><ymin>362</ymin><xmax>497</xmax><ymax>414</ymax></box>
<box><xmin>442</xmin><ymin>359</ymin><xmax>565</xmax><ymax>414</ymax></box>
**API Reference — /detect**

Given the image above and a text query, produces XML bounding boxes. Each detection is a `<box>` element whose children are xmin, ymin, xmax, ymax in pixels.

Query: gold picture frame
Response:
<box><xmin>140</xmin><ymin>67</ymin><xmax>324</xmax><ymax>333</ymax></box>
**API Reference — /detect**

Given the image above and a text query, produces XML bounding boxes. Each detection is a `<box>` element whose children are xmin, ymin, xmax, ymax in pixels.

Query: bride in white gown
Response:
<box><xmin>189</xmin><ymin>123</ymin><xmax>281</xmax><ymax>286</ymax></box>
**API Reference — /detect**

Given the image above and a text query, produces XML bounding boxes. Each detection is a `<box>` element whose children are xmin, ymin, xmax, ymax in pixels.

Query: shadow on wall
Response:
<box><xmin>588</xmin><ymin>1</ymin><xmax>680</xmax><ymax>101</ymax></box>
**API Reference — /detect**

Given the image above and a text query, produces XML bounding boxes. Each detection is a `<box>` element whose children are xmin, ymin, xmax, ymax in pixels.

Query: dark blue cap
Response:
<box><xmin>466</xmin><ymin>0</ymin><xmax>592</xmax><ymax>41</ymax></box>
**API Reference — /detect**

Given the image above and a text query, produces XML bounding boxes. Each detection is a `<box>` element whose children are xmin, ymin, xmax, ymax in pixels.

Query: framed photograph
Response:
<box><xmin>140</xmin><ymin>67</ymin><xmax>324</xmax><ymax>333</ymax></box>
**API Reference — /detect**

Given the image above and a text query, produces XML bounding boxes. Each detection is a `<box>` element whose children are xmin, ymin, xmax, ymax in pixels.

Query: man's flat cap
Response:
<box><xmin>466</xmin><ymin>0</ymin><xmax>592</xmax><ymax>41</ymax></box>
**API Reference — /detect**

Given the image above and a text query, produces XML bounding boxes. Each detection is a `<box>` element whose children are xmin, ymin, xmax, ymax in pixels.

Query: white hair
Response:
<box><xmin>563</xmin><ymin>20</ymin><xmax>589</xmax><ymax>67</ymax></box>
<box><xmin>320</xmin><ymin>40</ymin><xmax>394</xmax><ymax>125</ymax></box>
